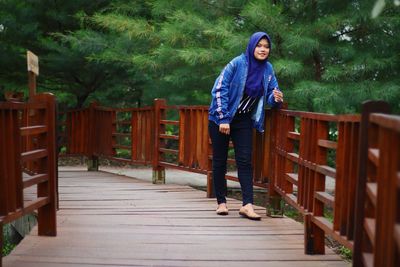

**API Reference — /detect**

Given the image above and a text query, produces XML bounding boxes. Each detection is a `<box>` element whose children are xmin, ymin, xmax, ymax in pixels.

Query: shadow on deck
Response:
<box><xmin>4</xmin><ymin>170</ymin><xmax>348</xmax><ymax>267</ymax></box>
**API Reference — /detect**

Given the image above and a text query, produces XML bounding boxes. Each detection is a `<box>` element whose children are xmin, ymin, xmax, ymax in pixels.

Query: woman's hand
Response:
<box><xmin>273</xmin><ymin>88</ymin><xmax>283</xmax><ymax>103</ymax></box>
<box><xmin>219</xmin><ymin>123</ymin><xmax>230</xmax><ymax>135</ymax></box>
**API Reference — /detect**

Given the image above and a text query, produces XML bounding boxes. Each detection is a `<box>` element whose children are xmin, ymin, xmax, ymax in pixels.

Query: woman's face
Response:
<box><xmin>254</xmin><ymin>38</ymin><xmax>270</xmax><ymax>61</ymax></box>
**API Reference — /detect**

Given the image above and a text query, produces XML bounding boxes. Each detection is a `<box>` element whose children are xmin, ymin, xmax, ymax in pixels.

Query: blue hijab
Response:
<box><xmin>244</xmin><ymin>32</ymin><xmax>272</xmax><ymax>98</ymax></box>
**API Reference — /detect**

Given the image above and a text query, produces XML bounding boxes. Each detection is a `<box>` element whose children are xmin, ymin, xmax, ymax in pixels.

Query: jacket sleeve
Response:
<box><xmin>211</xmin><ymin>61</ymin><xmax>235</xmax><ymax>124</ymax></box>
<box><xmin>266</xmin><ymin>66</ymin><xmax>281</xmax><ymax>107</ymax></box>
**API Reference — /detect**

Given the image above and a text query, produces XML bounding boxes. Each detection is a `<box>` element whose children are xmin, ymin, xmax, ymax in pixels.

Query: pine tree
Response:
<box><xmin>91</xmin><ymin>0</ymin><xmax>399</xmax><ymax>113</ymax></box>
<box><xmin>272</xmin><ymin>0</ymin><xmax>400</xmax><ymax>113</ymax></box>
<box><xmin>0</xmin><ymin>0</ymin><xmax>126</xmax><ymax>108</ymax></box>
<box><xmin>1</xmin><ymin>0</ymin><xmax>399</xmax><ymax>112</ymax></box>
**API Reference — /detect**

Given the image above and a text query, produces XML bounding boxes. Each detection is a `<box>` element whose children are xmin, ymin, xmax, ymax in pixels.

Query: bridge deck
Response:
<box><xmin>4</xmin><ymin>171</ymin><xmax>348</xmax><ymax>266</ymax></box>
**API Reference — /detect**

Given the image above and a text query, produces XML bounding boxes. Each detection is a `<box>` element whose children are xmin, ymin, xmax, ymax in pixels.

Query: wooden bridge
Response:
<box><xmin>3</xmin><ymin>170</ymin><xmax>347</xmax><ymax>266</ymax></box>
<box><xmin>1</xmin><ymin>93</ymin><xmax>399</xmax><ymax>267</ymax></box>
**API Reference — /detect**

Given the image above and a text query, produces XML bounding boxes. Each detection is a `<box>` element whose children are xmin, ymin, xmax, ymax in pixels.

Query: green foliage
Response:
<box><xmin>2</xmin><ymin>241</ymin><xmax>15</xmax><ymax>256</ymax></box>
<box><xmin>115</xmin><ymin>149</ymin><xmax>130</xmax><ymax>159</ymax></box>
<box><xmin>339</xmin><ymin>246</ymin><xmax>353</xmax><ymax>260</ymax></box>
<box><xmin>2</xmin><ymin>232</ymin><xmax>16</xmax><ymax>256</ymax></box>
<box><xmin>92</xmin><ymin>13</ymin><xmax>155</xmax><ymax>39</ymax></box>
<box><xmin>0</xmin><ymin>0</ymin><xmax>399</xmax><ymax>113</ymax></box>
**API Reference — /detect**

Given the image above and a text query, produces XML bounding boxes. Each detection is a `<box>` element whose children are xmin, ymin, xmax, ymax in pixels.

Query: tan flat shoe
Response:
<box><xmin>239</xmin><ymin>204</ymin><xmax>261</xmax><ymax>220</ymax></box>
<box><xmin>216</xmin><ymin>203</ymin><xmax>229</xmax><ymax>215</ymax></box>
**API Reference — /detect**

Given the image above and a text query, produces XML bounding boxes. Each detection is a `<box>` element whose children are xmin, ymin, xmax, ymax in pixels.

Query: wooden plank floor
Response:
<box><xmin>4</xmin><ymin>171</ymin><xmax>349</xmax><ymax>267</ymax></box>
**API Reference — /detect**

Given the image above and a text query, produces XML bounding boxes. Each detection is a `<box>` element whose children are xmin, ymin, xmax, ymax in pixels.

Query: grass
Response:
<box><xmin>338</xmin><ymin>246</ymin><xmax>352</xmax><ymax>260</ymax></box>
<box><xmin>2</xmin><ymin>234</ymin><xmax>16</xmax><ymax>257</ymax></box>
<box><xmin>2</xmin><ymin>217</ymin><xmax>36</xmax><ymax>258</ymax></box>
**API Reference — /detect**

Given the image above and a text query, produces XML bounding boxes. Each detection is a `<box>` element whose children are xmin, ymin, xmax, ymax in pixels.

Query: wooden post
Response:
<box><xmin>267</xmin><ymin>108</ymin><xmax>283</xmax><ymax>216</ymax></box>
<box><xmin>27</xmin><ymin>51</ymin><xmax>39</xmax><ymax>99</ymax></box>
<box><xmin>152</xmin><ymin>99</ymin><xmax>166</xmax><ymax>184</ymax></box>
<box><xmin>87</xmin><ymin>157</ymin><xmax>99</xmax><ymax>171</ymax></box>
<box><xmin>55</xmin><ymin>102</ymin><xmax>60</xmax><ymax>210</ymax></box>
<box><xmin>34</xmin><ymin>93</ymin><xmax>57</xmax><ymax>236</ymax></box>
<box><xmin>206</xmin><ymin>171</ymin><xmax>215</xmax><ymax>198</ymax></box>
<box><xmin>0</xmin><ymin>221</ymin><xmax>3</xmax><ymax>267</ymax></box>
<box><xmin>207</xmin><ymin>115</ymin><xmax>214</xmax><ymax>197</ymax></box>
<box><xmin>253</xmin><ymin>131</ymin><xmax>263</xmax><ymax>183</ymax></box>
<box><xmin>353</xmin><ymin>100</ymin><xmax>390</xmax><ymax>267</ymax></box>
<box><xmin>87</xmin><ymin>102</ymin><xmax>99</xmax><ymax>171</ymax></box>
<box><xmin>304</xmin><ymin>213</ymin><xmax>315</xmax><ymax>254</ymax></box>
<box><xmin>305</xmin><ymin>120</ymin><xmax>328</xmax><ymax>254</ymax></box>
<box><xmin>28</xmin><ymin>72</ymin><xmax>36</xmax><ymax>99</ymax></box>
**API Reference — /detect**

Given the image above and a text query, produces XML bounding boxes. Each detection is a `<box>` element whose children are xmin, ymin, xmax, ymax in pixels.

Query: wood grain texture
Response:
<box><xmin>4</xmin><ymin>170</ymin><xmax>348</xmax><ymax>267</ymax></box>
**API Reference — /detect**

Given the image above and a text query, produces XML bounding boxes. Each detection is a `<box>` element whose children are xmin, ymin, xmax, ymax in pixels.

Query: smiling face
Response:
<box><xmin>253</xmin><ymin>38</ymin><xmax>270</xmax><ymax>61</ymax></box>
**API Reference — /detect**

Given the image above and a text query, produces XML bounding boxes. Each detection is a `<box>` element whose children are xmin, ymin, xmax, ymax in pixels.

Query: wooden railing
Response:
<box><xmin>353</xmin><ymin>101</ymin><xmax>399</xmax><ymax>267</ymax></box>
<box><xmin>272</xmin><ymin>109</ymin><xmax>361</xmax><ymax>254</ymax></box>
<box><xmin>59</xmin><ymin>99</ymin><xmax>275</xmax><ymax>188</ymax></box>
<box><xmin>58</xmin><ymin>99</ymin><xmax>399</xmax><ymax>266</ymax></box>
<box><xmin>60</xmin><ymin>103</ymin><xmax>155</xmax><ymax>165</ymax></box>
<box><xmin>0</xmin><ymin>93</ymin><xmax>57</xmax><ymax>267</ymax></box>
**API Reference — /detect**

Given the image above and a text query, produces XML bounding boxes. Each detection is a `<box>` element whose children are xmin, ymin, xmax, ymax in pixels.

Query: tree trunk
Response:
<box><xmin>312</xmin><ymin>50</ymin><xmax>322</xmax><ymax>81</ymax></box>
<box><xmin>76</xmin><ymin>95</ymin><xmax>88</xmax><ymax>108</ymax></box>
<box><xmin>310</xmin><ymin>0</ymin><xmax>323</xmax><ymax>82</ymax></box>
<box><xmin>76</xmin><ymin>89</ymin><xmax>94</xmax><ymax>108</ymax></box>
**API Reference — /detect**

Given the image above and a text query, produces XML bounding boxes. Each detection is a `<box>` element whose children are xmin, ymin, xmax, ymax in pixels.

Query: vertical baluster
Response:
<box><xmin>201</xmin><ymin>109</ymin><xmax>209</xmax><ymax>171</ymax></box>
<box><xmin>34</xmin><ymin>94</ymin><xmax>57</xmax><ymax>237</ymax></box>
<box><xmin>195</xmin><ymin>110</ymin><xmax>202</xmax><ymax>168</ymax></box>
<box><xmin>152</xmin><ymin>99</ymin><xmax>166</xmax><ymax>184</ymax></box>
<box><xmin>138</xmin><ymin>111</ymin><xmax>144</xmax><ymax>161</ymax></box>
<box><xmin>6</xmin><ymin>110</ymin><xmax>17</xmax><ymax>212</ymax></box>
<box><xmin>268</xmin><ymin>109</ymin><xmax>283</xmax><ymax>215</ymax></box>
<box><xmin>145</xmin><ymin>109</ymin><xmax>151</xmax><ymax>161</ymax></box>
<box><xmin>307</xmin><ymin>120</ymin><xmax>328</xmax><ymax>254</ymax></box>
<box><xmin>0</xmin><ymin>110</ymin><xmax>9</xmax><ymax>216</ymax></box>
<box><xmin>298</xmin><ymin>117</ymin><xmax>306</xmax><ymax>208</ymax></box>
<box><xmin>284</xmin><ymin>116</ymin><xmax>295</xmax><ymax>194</ymax></box>
<box><xmin>307</xmin><ymin>119</ymin><xmax>316</xmax><ymax>212</ymax></box>
<box><xmin>335</xmin><ymin>121</ymin><xmax>344</xmax><ymax>231</ymax></box>
<box><xmin>131</xmin><ymin>111</ymin><xmax>137</xmax><ymax>161</ymax></box>
<box><xmin>178</xmin><ymin>109</ymin><xmax>185</xmax><ymax>166</ymax></box>
<box><xmin>375</xmin><ymin>126</ymin><xmax>398</xmax><ymax>267</ymax></box>
<box><xmin>353</xmin><ymin>101</ymin><xmax>390</xmax><ymax>267</ymax></box>
<box><xmin>0</xmin><ymin>220</ymin><xmax>3</xmax><ymax>267</ymax></box>
<box><xmin>340</xmin><ymin>122</ymin><xmax>351</xmax><ymax>235</ymax></box>
<box><xmin>346</xmin><ymin>122</ymin><xmax>360</xmax><ymax>240</ymax></box>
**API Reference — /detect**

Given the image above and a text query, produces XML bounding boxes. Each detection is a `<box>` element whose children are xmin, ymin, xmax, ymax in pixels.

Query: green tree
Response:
<box><xmin>1</xmin><ymin>0</ymin><xmax>399</xmax><ymax>113</ymax></box>
<box><xmin>90</xmin><ymin>0</ymin><xmax>399</xmax><ymax>113</ymax></box>
<box><xmin>274</xmin><ymin>0</ymin><xmax>400</xmax><ymax>113</ymax></box>
<box><xmin>91</xmin><ymin>0</ymin><xmax>248</xmax><ymax>105</ymax></box>
<box><xmin>0</xmin><ymin>0</ymin><xmax>131</xmax><ymax>108</ymax></box>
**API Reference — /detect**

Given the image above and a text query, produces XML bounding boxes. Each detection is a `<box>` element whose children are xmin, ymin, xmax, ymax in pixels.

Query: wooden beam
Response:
<box><xmin>23</xmin><ymin>174</ymin><xmax>48</xmax><ymax>188</ymax></box>
<box><xmin>20</xmin><ymin>125</ymin><xmax>47</xmax><ymax>136</ymax></box>
<box><xmin>317</xmin><ymin>139</ymin><xmax>337</xmax><ymax>149</ymax></box>
<box><xmin>2</xmin><ymin>197</ymin><xmax>49</xmax><ymax>224</ymax></box>
<box><xmin>21</xmin><ymin>149</ymin><xmax>47</xmax><ymax>162</ymax></box>
<box><xmin>314</xmin><ymin>191</ymin><xmax>334</xmax><ymax>207</ymax></box>
<box><xmin>285</xmin><ymin>173</ymin><xmax>298</xmax><ymax>186</ymax></box>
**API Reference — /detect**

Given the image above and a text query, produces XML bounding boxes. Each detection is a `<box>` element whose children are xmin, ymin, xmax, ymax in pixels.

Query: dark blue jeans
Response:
<box><xmin>209</xmin><ymin>113</ymin><xmax>254</xmax><ymax>206</ymax></box>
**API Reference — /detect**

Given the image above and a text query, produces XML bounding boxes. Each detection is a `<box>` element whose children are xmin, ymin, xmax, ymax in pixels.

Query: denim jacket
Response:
<box><xmin>208</xmin><ymin>54</ymin><xmax>280</xmax><ymax>132</ymax></box>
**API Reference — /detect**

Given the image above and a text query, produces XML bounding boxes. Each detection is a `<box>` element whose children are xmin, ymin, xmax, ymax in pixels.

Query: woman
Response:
<box><xmin>208</xmin><ymin>32</ymin><xmax>283</xmax><ymax>220</ymax></box>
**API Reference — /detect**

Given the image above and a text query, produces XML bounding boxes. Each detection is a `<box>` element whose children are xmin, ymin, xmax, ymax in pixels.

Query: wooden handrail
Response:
<box><xmin>353</xmin><ymin>101</ymin><xmax>399</xmax><ymax>267</ymax></box>
<box><xmin>1</xmin><ymin>93</ymin><xmax>57</xmax><ymax>266</ymax></box>
<box><xmin>271</xmin><ymin>106</ymin><xmax>365</xmax><ymax>254</ymax></box>
<box><xmin>58</xmin><ymin>99</ymin><xmax>400</xmax><ymax>266</ymax></box>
